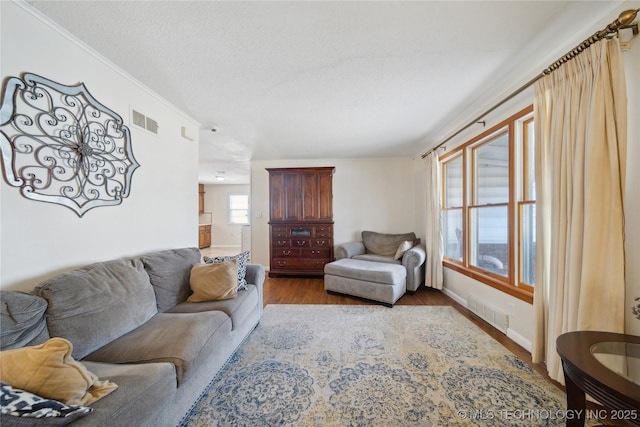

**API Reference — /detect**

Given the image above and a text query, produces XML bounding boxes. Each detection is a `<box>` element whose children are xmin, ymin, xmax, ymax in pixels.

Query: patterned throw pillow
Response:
<box><xmin>203</xmin><ymin>251</ymin><xmax>250</xmax><ymax>291</ymax></box>
<box><xmin>0</xmin><ymin>382</ymin><xmax>92</xmax><ymax>426</ymax></box>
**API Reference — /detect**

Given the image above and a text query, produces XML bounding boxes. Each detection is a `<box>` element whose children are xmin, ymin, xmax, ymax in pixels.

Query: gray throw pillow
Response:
<box><xmin>0</xmin><ymin>291</ymin><xmax>49</xmax><ymax>350</ymax></box>
<box><xmin>361</xmin><ymin>231</ymin><xmax>417</xmax><ymax>258</ymax></box>
<box><xmin>141</xmin><ymin>247</ymin><xmax>201</xmax><ymax>311</ymax></box>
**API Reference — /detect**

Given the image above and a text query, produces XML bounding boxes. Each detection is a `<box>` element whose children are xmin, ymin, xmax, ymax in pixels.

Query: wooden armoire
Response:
<box><xmin>267</xmin><ymin>167</ymin><xmax>335</xmax><ymax>276</ymax></box>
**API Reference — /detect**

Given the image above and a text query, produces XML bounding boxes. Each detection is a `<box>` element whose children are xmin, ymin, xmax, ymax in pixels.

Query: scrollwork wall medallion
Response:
<box><xmin>0</xmin><ymin>73</ymin><xmax>140</xmax><ymax>217</ymax></box>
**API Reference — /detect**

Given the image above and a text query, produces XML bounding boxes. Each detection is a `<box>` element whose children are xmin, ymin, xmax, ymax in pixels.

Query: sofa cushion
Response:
<box><xmin>0</xmin><ymin>291</ymin><xmax>49</xmax><ymax>350</ymax></box>
<box><xmin>361</xmin><ymin>231</ymin><xmax>417</xmax><ymax>257</ymax></box>
<box><xmin>140</xmin><ymin>247</ymin><xmax>201</xmax><ymax>312</ymax></box>
<box><xmin>324</xmin><ymin>258</ymin><xmax>406</xmax><ymax>285</ymax></box>
<box><xmin>0</xmin><ymin>382</ymin><xmax>92</xmax><ymax>426</ymax></box>
<box><xmin>84</xmin><ymin>312</ymin><xmax>231</xmax><ymax>386</ymax></box>
<box><xmin>35</xmin><ymin>258</ymin><xmax>158</xmax><ymax>360</ymax></box>
<box><xmin>188</xmin><ymin>260</ymin><xmax>238</xmax><ymax>302</ymax></box>
<box><xmin>352</xmin><ymin>254</ymin><xmax>401</xmax><ymax>265</ymax></box>
<box><xmin>0</xmin><ymin>338</ymin><xmax>117</xmax><ymax>406</ymax></box>
<box><xmin>166</xmin><ymin>284</ymin><xmax>259</xmax><ymax>330</ymax></box>
<box><xmin>72</xmin><ymin>361</ymin><xmax>175</xmax><ymax>427</ymax></box>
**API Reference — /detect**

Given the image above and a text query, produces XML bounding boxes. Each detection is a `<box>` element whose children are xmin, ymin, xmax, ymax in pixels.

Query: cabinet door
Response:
<box><xmin>198</xmin><ymin>184</ymin><xmax>205</xmax><ymax>214</ymax></box>
<box><xmin>205</xmin><ymin>226</ymin><xmax>211</xmax><ymax>246</ymax></box>
<box><xmin>317</xmin><ymin>171</ymin><xmax>333</xmax><ymax>221</ymax></box>
<box><xmin>300</xmin><ymin>172</ymin><xmax>319</xmax><ymax>221</ymax></box>
<box><xmin>269</xmin><ymin>172</ymin><xmax>286</xmax><ymax>221</ymax></box>
<box><xmin>283</xmin><ymin>172</ymin><xmax>301</xmax><ymax>221</ymax></box>
<box><xmin>199</xmin><ymin>225</ymin><xmax>211</xmax><ymax>249</ymax></box>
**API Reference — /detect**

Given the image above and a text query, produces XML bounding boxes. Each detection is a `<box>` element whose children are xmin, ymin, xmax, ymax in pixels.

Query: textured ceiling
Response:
<box><xmin>27</xmin><ymin>1</ymin><xmax>624</xmax><ymax>184</ymax></box>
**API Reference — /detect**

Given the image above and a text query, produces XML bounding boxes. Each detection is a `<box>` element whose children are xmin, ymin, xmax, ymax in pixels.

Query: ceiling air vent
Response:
<box><xmin>131</xmin><ymin>109</ymin><xmax>159</xmax><ymax>135</ymax></box>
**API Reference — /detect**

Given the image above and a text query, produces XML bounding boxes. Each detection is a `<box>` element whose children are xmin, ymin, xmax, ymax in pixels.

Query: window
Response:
<box><xmin>229</xmin><ymin>195</ymin><xmax>249</xmax><ymax>225</ymax></box>
<box><xmin>443</xmin><ymin>155</ymin><xmax>464</xmax><ymax>261</ymax></box>
<box><xmin>519</xmin><ymin>118</ymin><xmax>536</xmax><ymax>288</ymax></box>
<box><xmin>440</xmin><ymin>106</ymin><xmax>534</xmax><ymax>302</ymax></box>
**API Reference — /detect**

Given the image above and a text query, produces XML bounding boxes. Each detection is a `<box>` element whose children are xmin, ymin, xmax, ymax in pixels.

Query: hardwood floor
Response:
<box><xmin>264</xmin><ymin>276</ymin><xmax>451</xmax><ymax>306</ymax></box>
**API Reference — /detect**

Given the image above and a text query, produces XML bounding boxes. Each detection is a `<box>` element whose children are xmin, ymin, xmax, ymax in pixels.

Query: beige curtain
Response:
<box><xmin>424</xmin><ymin>151</ymin><xmax>443</xmax><ymax>289</ymax></box>
<box><xmin>532</xmin><ymin>38</ymin><xmax>627</xmax><ymax>382</ymax></box>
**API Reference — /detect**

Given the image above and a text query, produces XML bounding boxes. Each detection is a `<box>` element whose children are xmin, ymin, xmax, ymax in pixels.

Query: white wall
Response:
<box><xmin>0</xmin><ymin>2</ymin><xmax>200</xmax><ymax>291</ymax></box>
<box><xmin>250</xmin><ymin>158</ymin><xmax>418</xmax><ymax>269</ymax></box>
<box><xmin>203</xmin><ymin>184</ymin><xmax>249</xmax><ymax>247</ymax></box>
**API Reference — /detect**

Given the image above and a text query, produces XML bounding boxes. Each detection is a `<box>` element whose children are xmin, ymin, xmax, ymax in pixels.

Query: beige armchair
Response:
<box><xmin>335</xmin><ymin>231</ymin><xmax>426</xmax><ymax>292</ymax></box>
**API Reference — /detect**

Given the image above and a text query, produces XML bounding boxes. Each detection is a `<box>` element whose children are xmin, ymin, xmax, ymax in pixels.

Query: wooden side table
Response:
<box><xmin>556</xmin><ymin>331</ymin><xmax>640</xmax><ymax>427</ymax></box>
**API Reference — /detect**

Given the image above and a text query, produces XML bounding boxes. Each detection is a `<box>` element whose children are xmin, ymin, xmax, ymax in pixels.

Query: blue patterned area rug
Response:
<box><xmin>179</xmin><ymin>305</ymin><xmax>580</xmax><ymax>427</ymax></box>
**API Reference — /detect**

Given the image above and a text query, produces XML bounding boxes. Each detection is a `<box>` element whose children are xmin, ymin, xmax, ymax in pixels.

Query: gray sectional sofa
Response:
<box><xmin>0</xmin><ymin>247</ymin><xmax>265</xmax><ymax>426</ymax></box>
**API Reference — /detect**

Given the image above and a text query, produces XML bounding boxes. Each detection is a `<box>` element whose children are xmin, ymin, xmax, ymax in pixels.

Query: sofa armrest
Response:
<box><xmin>335</xmin><ymin>241</ymin><xmax>366</xmax><ymax>259</ymax></box>
<box><xmin>402</xmin><ymin>244</ymin><xmax>426</xmax><ymax>268</ymax></box>
<box><xmin>402</xmin><ymin>243</ymin><xmax>427</xmax><ymax>292</ymax></box>
<box><xmin>245</xmin><ymin>264</ymin><xmax>265</xmax><ymax>313</ymax></box>
<box><xmin>245</xmin><ymin>263</ymin><xmax>265</xmax><ymax>287</ymax></box>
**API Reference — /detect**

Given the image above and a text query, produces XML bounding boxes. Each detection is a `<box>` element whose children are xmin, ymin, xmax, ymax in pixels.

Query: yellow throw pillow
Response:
<box><xmin>0</xmin><ymin>337</ymin><xmax>117</xmax><ymax>405</ymax></box>
<box><xmin>188</xmin><ymin>259</ymin><xmax>238</xmax><ymax>302</ymax></box>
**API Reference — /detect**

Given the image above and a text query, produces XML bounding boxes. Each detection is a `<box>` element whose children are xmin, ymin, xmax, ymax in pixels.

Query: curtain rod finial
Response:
<box><xmin>617</xmin><ymin>9</ymin><xmax>638</xmax><ymax>27</ymax></box>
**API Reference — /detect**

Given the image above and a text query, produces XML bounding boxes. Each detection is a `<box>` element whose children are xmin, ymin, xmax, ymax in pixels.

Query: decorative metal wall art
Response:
<box><xmin>0</xmin><ymin>73</ymin><xmax>140</xmax><ymax>217</ymax></box>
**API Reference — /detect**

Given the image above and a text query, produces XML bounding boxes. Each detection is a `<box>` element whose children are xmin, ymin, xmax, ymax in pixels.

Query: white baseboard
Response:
<box><xmin>507</xmin><ymin>329</ymin><xmax>532</xmax><ymax>352</ymax></box>
<box><xmin>441</xmin><ymin>286</ymin><xmax>467</xmax><ymax>307</ymax></box>
<box><xmin>442</xmin><ymin>286</ymin><xmax>532</xmax><ymax>352</ymax></box>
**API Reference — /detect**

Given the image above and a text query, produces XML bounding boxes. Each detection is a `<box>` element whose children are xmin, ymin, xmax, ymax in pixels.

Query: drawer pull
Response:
<box><xmin>282</xmin><ymin>250</ymin><xmax>291</xmax><ymax>256</ymax></box>
<box><xmin>296</xmin><ymin>241</ymin><xmax>307</xmax><ymax>246</ymax></box>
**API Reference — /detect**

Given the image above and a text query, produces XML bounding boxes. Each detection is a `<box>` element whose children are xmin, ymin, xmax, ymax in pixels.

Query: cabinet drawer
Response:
<box><xmin>291</xmin><ymin>239</ymin><xmax>310</xmax><ymax>247</ymax></box>
<box><xmin>272</xmin><ymin>248</ymin><xmax>301</xmax><ymax>257</ymax></box>
<box><xmin>272</xmin><ymin>258</ymin><xmax>329</xmax><ymax>270</ymax></box>
<box><xmin>272</xmin><ymin>239</ymin><xmax>291</xmax><ymax>248</ymax></box>
<box><xmin>315</xmin><ymin>226</ymin><xmax>332</xmax><ymax>238</ymax></box>
<box><xmin>302</xmin><ymin>248</ymin><xmax>331</xmax><ymax>258</ymax></box>
<box><xmin>271</xmin><ymin>227</ymin><xmax>288</xmax><ymax>238</ymax></box>
<box><xmin>311</xmin><ymin>239</ymin><xmax>331</xmax><ymax>248</ymax></box>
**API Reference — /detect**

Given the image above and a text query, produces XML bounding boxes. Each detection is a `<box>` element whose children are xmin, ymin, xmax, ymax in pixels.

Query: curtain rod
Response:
<box><xmin>421</xmin><ymin>8</ymin><xmax>639</xmax><ymax>159</ymax></box>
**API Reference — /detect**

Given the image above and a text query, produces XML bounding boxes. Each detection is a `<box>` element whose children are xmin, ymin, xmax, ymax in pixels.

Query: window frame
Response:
<box><xmin>440</xmin><ymin>105</ymin><xmax>534</xmax><ymax>304</ymax></box>
<box><xmin>441</xmin><ymin>152</ymin><xmax>465</xmax><ymax>265</ymax></box>
<box><xmin>467</xmin><ymin>128</ymin><xmax>512</xmax><ymax>283</ymax></box>
<box><xmin>517</xmin><ymin>117</ymin><xmax>536</xmax><ymax>292</ymax></box>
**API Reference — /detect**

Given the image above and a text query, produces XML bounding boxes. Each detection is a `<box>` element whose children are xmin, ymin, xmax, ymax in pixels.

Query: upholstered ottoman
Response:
<box><xmin>324</xmin><ymin>258</ymin><xmax>406</xmax><ymax>307</ymax></box>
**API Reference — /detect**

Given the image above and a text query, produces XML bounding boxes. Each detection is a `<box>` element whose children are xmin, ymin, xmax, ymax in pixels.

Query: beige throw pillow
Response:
<box><xmin>188</xmin><ymin>259</ymin><xmax>238</xmax><ymax>302</ymax></box>
<box><xmin>394</xmin><ymin>240</ymin><xmax>414</xmax><ymax>260</ymax></box>
<box><xmin>0</xmin><ymin>337</ymin><xmax>117</xmax><ymax>405</ymax></box>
